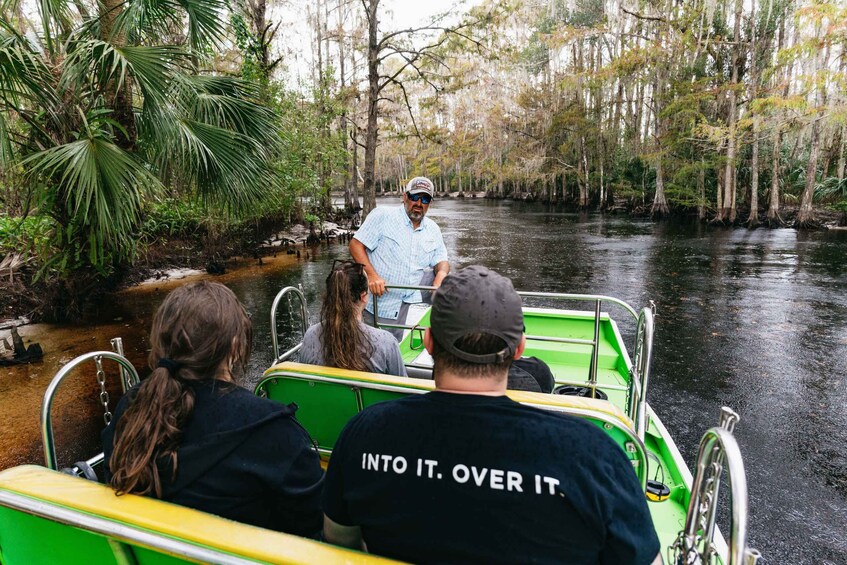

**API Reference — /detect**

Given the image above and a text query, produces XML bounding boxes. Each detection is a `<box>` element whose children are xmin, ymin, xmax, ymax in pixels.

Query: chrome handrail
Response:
<box><xmin>270</xmin><ymin>285</ymin><xmax>309</xmax><ymax>363</ymax></box>
<box><xmin>673</xmin><ymin>407</ymin><xmax>761</xmax><ymax>565</ymax></box>
<box><xmin>373</xmin><ymin>284</ymin><xmax>653</xmax><ymax>435</ymax></box>
<box><xmin>41</xmin><ymin>351</ymin><xmax>140</xmax><ymax>470</ymax></box>
<box><xmin>630</xmin><ymin>307</ymin><xmax>654</xmax><ymax>439</ymax></box>
<box><xmin>109</xmin><ymin>337</ymin><xmax>133</xmax><ymax>394</ymax></box>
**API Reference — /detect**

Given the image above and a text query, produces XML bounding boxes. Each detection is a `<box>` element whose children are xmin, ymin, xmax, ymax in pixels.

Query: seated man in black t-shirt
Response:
<box><xmin>322</xmin><ymin>266</ymin><xmax>662</xmax><ymax>564</ymax></box>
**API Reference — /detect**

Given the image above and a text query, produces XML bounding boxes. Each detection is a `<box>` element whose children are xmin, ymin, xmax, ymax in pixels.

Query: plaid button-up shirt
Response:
<box><xmin>354</xmin><ymin>205</ymin><xmax>449</xmax><ymax>319</ymax></box>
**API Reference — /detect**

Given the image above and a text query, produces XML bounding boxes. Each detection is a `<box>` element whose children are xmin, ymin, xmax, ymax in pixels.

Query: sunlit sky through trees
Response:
<box><xmin>275</xmin><ymin>0</ymin><xmax>483</xmax><ymax>89</ymax></box>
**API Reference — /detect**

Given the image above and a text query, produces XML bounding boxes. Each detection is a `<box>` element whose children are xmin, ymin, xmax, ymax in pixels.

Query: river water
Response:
<box><xmin>2</xmin><ymin>197</ymin><xmax>846</xmax><ymax>563</ymax></box>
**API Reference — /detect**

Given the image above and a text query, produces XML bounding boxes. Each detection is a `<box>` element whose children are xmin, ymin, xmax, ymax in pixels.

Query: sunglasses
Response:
<box><xmin>329</xmin><ymin>259</ymin><xmax>365</xmax><ymax>275</ymax></box>
<box><xmin>407</xmin><ymin>193</ymin><xmax>432</xmax><ymax>205</ymax></box>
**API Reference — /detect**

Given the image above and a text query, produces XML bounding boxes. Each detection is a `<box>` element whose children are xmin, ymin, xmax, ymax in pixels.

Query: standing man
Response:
<box><xmin>349</xmin><ymin>176</ymin><xmax>450</xmax><ymax>339</ymax></box>
<box><xmin>322</xmin><ymin>266</ymin><xmax>662</xmax><ymax>564</ymax></box>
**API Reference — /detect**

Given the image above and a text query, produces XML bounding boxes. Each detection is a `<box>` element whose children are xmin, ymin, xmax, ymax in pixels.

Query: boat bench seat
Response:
<box><xmin>0</xmin><ymin>465</ymin><xmax>395</xmax><ymax>565</ymax></box>
<box><xmin>257</xmin><ymin>362</ymin><xmax>645</xmax><ymax>486</ymax></box>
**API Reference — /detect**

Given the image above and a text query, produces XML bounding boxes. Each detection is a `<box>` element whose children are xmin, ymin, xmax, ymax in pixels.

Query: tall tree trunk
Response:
<box><xmin>697</xmin><ymin>161</ymin><xmax>706</xmax><ymax>220</ymax></box>
<box><xmin>362</xmin><ymin>0</ymin><xmax>379</xmax><ymax>217</ymax></box>
<box><xmin>768</xmin><ymin>129</ymin><xmax>783</xmax><ymax>225</ymax></box>
<box><xmin>796</xmin><ymin>34</ymin><xmax>829</xmax><ymax>227</ymax></box>
<box><xmin>338</xmin><ymin>0</ymin><xmax>354</xmax><ymax>211</ymax></box>
<box><xmin>797</xmin><ymin>119</ymin><xmax>821</xmax><ymax>227</ymax></box>
<box><xmin>767</xmin><ymin>12</ymin><xmax>788</xmax><ymax>227</ymax></box>
<box><xmin>720</xmin><ymin>0</ymin><xmax>743</xmax><ymax>224</ymax></box>
<box><xmin>838</xmin><ymin>125</ymin><xmax>846</xmax><ymax>183</ymax></box>
<box><xmin>578</xmin><ymin>135</ymin><xmax>589</xmax><ymax>208</ymax></box>
<box><xmin>351</xmin><ymin>117</ymin><xmax>360</xmax><ymax>210</ymax></box>
<box><xmin>651</xmin><ymin>79</ymin><xmax>669</xmax><ymax>216</ymax></box>
<box><xmin>748</xmin><ymin>122</ymin><xmax>760</xmax><ymax>228</ymax></box>
<box><xmin>747</xmin><ymin>0</ymin><xmax>760</xmax><ymax>229</ymax></box>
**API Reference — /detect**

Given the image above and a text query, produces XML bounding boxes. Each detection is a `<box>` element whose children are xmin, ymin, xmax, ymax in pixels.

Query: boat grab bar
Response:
<box><xmin>41</xmin><ymin>351</ymin><xmax>140</xmax><ymax>470</ymax></box>
<box><xmin>672</xmin><ymin>407</ymin><xmax>761</xmax><ymax>565</ymax></box>
<box><xmin>270</xmin><ymin>285</ymin><xmax>309</xmax><ymax>363</ymax></box>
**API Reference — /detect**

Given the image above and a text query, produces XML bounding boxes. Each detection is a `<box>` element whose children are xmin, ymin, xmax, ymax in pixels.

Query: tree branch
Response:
<box><xmin>620</xmin><ymin>6</ymin><xmax>666</xmax><ymax>23</ymax></box>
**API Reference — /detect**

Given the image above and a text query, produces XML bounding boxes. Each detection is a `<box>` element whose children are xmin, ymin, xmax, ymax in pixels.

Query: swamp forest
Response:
<box><xmin>0</xmin><ymin>0</ymin><xmax>846</xmax><ymax>320</ymax></box>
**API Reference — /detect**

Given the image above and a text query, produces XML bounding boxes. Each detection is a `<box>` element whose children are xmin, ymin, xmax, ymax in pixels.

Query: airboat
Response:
<box><xmin>0</xmin><ymin>283</ymin><xmax>760</xmax><ymax>564</ymax></box>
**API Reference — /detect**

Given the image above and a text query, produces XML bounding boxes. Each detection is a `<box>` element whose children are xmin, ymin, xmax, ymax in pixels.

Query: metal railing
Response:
<box><xmin>270</xmin><ymin>285</ymin><xmax>309</xmax><ymax>363</ymax></box>
<box><xmin>629</xmin><ymin>307</ymin><xmax>654</xmax><ymax>440</ymax></box>
<box><xmin>269</xmin><ymin>281</ymin><xmax>655</xmax><ymax>439</ymax></box>
<box><xmin>41</xmin><ymin>351</ymin><xmax>140</xmax><ymax>471</ymax></box>
<box><xmin>373</xmin><ymin>285</ymin><xmax>653</xmax><ymax>437</ymax></box>
<box><xmin>672</xmin><ymin>407</ymin><xmax>761</xmax><ymax>565</ymax></box>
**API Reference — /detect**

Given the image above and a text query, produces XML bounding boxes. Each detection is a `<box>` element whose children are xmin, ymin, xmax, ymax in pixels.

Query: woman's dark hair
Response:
<box><xmin>109</xmin><ymin>281</ymin><xmax>252</xmax><ymax>497</ymax></box>
<box><xmin>321</xmin><ymin>261</ymin><xmax>373</xmax><ymax>372</ymax></box>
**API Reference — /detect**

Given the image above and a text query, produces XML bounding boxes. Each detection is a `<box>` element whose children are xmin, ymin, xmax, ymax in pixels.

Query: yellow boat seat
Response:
<box><xmin>0</xmin><ymin>465</ymin><xmax>399</xmax><ymax>565</ymax></box>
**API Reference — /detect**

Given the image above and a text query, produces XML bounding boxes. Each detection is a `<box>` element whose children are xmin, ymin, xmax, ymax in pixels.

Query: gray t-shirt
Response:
<box><xmin>298</xmin><ymin>322</ymin><xmax>408</xmax><ymax>377</ymax></box>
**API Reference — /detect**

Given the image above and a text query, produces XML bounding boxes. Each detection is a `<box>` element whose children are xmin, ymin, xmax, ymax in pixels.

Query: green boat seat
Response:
<box><xmin>257</xmin><ymin>362</ymin><xmax>646</xmax><ymax>487</ymax></box>
<box><xmin>0</xmin><ymin>465</ymin><xmax>398</xmax><ymax>565</ymax></box>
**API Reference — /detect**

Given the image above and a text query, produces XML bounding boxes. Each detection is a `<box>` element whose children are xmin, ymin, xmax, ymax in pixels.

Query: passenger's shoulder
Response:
<box><xmin>422</xmin><ymin>216</ymin><xmax>443</xmax><ymax>232</ymax></box>
<box><xmin>303</xmin><ymin>323</ymin><xmax>322</xmax><ymax>339</ymax></box>
<box><xmin>355</xmin><ymin>394</ymin><xmax>422</xmax><ymax>420</ymax></box>
<box><xmin>362</xmin><ymin>323</ymin><xmax>398</xmax><ymax>343</ymax></box>
<box><xmin>516</xmin><ymin>402</ymin><xmax>609</xmax><ymax>435</ymax></box>
<box><xmin>218</xmin><ymin>385</ymin><xmax>294</xmax><ymax>419</ymax></box>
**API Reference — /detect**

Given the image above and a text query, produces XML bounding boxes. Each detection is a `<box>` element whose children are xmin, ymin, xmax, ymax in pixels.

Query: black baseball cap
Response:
<box><xmin>430</xmin><ymin>266</ymin><xmax>524</xmax><ymax>364</ymax></box>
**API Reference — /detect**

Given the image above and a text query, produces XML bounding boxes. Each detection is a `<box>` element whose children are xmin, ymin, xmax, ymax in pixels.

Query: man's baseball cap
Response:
<box><xmin>430</xmin><ymin>266</ymin><xmax>524</xmax><ymax>364</ymax></box>
<box><xmin>405</xmin><ymin>176</ymin><xmax>434</xmax><ymax>197</ymax></box>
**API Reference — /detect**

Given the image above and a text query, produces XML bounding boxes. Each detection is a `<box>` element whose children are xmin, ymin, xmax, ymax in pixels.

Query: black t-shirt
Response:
<box><xmin>323</xmin><ymin>391</ymin><xmax>660</xmax><ymax>564</ymax></box>
<box><xmin>102</xmin><ymin>380</ymin><xmax>324</xmax><ymax>536</ymax></box>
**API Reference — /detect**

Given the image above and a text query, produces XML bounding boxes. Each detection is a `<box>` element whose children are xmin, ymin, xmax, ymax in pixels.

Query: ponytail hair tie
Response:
<box><xmin>157</xmin><ymin>358</ymin><xmax>182</xmax><ymax>375</ymax></box>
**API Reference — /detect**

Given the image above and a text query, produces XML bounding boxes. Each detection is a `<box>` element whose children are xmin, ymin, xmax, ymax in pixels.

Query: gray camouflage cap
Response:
<box><xmin>430</xmin><ymin>266</ymin><xmax>524</xmax><ymax>364</ymax></box>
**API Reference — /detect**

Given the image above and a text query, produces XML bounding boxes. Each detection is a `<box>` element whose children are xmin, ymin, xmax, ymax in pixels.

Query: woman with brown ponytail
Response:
<box><xmin>299</xmin><ymin>260</ymin><xmax>407</xmax><ymax>377</ymax></box>
<box><xmin>102</xmin><ymin>281</ymin><xmax>323</xmax><ymax>536</ymax></box>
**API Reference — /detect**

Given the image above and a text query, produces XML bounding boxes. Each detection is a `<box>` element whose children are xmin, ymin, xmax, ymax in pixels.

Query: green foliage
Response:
<box><xmin>815</xmin><ymin>177</ymin><xmax>847</xmax><ymax>203</ymax></box>
<box><xmin>829</xmin><ymin>199</ymin><xmax>847</xmax><ymax>215</ymax></box>
<box><xmin>0</xmin><ymin>0</ymin><xmax>281</xmax><ymax>285</ymax></box>
<box><xmin>140</xmin><ymin>198</ymin><xmax>206</xmax><ymax>239</ymax></box>
<box><xmin>0</xmin><ymin>215</ymin><xmax>54</xmax><ymax>257</ymax></box>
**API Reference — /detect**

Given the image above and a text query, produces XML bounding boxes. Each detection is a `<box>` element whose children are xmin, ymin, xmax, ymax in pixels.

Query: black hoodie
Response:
<box><xmin>102</xmin><ymin>380</ymin><xmax>324</xmax><ymax>537</ymax></box>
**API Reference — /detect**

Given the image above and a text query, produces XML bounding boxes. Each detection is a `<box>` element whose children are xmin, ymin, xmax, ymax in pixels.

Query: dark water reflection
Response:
<box><xmin>6</xmin><ymin>198</ymin><xmax>846</xmax><ymax>563</ymax></box>
<box><xmin>422</xmin><ymin>200</ymin><xmax>847</xmax><ymax>563</ymax></box>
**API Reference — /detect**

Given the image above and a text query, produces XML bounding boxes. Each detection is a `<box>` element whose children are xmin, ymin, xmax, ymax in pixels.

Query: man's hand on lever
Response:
<box><xmin>350</xmin><ymin>238</ymin><xmax>386</xmax><ymax>296</ymax></box>
<box><xmin>368</xmin><ymin>273</ymin><xmax>386</xmax><ymax>296</ymax></box>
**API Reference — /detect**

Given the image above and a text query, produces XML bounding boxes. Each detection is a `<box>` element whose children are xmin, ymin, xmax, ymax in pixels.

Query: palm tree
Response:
<box><xmin>0</xmin><ymin>0</ymin><xmax>278</xmax><ymax>316</ymax></box>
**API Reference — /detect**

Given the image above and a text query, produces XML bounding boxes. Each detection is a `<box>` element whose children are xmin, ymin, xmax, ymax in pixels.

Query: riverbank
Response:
<box><xmin>1</xmin><ymin>198</ymin><xmax>843</xmax><ymax>328</ymax></box>
<box><xmin>0</xmin><ymin>217</ymin><xmax>354</xmax><ymax>328</ymax></box>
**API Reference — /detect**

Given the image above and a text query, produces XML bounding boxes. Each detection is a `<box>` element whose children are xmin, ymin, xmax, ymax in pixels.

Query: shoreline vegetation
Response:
<box><xmin>1</xmin><ymin>0</ymin><xmax>846</xmax><ymax>324</ymax></box>
<box><xmin>1</xmin><ymin>192</ymin><xmax>843</xmax><ymax>330</ymax></box>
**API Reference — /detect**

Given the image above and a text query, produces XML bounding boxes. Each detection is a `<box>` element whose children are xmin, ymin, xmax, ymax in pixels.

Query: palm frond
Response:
<box><xmin>175</xmin><ymin>0</ymin><xmax>227</xmax><ymax>50</ymax></box>
<box><xmin>137</xmin><ymin>74</ymin><xmax>279</xmax><ymax>214</ymax></box>
<box><xmin>113</xmin><ymin>0</ymin><xmax>227</xmax><ymax>51</ymax></box>
<box><xmin>0</xmin><ymin>111</ymin><xmax>13</xmax><ymax>167</ymax></box>
<box><xmin>61</xmin><ymin>38</ymin><xmax>187</xmax><ymax>103</ymax></box>
<box><xmin>36</xmin><ymin>0</ymin><xmax>74</xmax><ymax>53</ymax></box>
<box><xmin>23</xmin><ymin>123</ymin><xmax>162</xmax><ymax>263</ymax></box>
<box><xmin>0</xmin><ymin>30</ymin><xmax>57</xmax><ymax>109</ymax></box>
<box><xmin>184</xmin><ymin>77</ymin><xmax>277</xmax><ymax>150</ymax></box>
